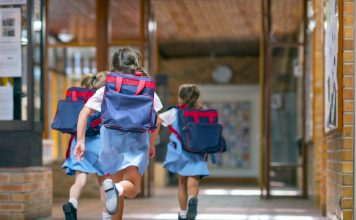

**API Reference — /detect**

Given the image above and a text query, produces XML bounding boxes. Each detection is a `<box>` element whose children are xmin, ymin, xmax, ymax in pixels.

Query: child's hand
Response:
<box><xmin>149</xmin><ymin>145</ymin><xmax>156</xmax><ymax>159</ymax></box>
<box><xmin>74</xmin><ymin>142</ymin><xmax>85</xmax><ymax>161</ymax></box>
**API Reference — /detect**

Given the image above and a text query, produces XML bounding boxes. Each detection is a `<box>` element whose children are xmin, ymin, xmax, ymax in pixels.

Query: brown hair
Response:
<box><xmin>178</xmin><ymin>84</ymin><xmax>202</xmax><ymax>109</ymax></box>
<box><xmin>80</xmin><ymin>71</ymin><xmax>108</xmax><ymax>89</ymax></box>
<box><xmin>110</xmin><ymin>47</ymin><xmax>149</xmax><ymax>76</ymax></box>
<box><xmin>81</xmin><ymin>74</ymin><xmax>95</xmax><ymax>89</ymax></box>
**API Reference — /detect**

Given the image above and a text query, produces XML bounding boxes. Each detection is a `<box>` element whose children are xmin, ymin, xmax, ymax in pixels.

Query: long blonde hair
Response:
<box><xmin>80</xmin><ymin>71</ymin><xmax>108</xmax><ymax>89</ymax></box>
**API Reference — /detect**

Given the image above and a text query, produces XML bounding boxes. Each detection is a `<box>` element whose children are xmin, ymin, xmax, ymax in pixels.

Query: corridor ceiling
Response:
<box><xmin>48</xmin><ymin>0</ymin><xmax>303</xmax><ymax>57</ymax></box>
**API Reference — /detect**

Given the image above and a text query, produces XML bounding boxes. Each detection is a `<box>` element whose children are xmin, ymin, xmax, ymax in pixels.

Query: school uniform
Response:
<box><xmin>160</xmin><ymin>108</ymin><xmax>210</xmax><ymax>177</ymax></box>
<box><xmin>85</xmin><ymin>87</ymin><xmax>163</xmax><ymax>175</ymax></box>
<box><xmin>62</xmin><ymin>134</ymin><xmax>105</xmax><ymax>176</ymax></box>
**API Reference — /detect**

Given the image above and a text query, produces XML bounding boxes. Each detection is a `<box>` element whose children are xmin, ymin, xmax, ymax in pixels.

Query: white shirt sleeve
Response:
<box><xmin>85</xmin><ymin>87</ymin><xmax>105</xmax><ymax>112</ymax></box>
<box><xmin>154</xmin><ymin>93</ymin><xmax>163</xmax><ymax>112</ymax></box>
<box><xmin>159</xmin><ymin>108</ymin><xmax>177</xmax><ymax>127</ymax></box>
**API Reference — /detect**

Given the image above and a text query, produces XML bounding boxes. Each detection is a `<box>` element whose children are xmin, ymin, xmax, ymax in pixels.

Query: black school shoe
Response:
<box><xmin>187</xmin><ymin>197</ymin><xmax>198</xmax><ymax>220</ymax></box>
<box><xmin>62</xmin><ymin>202</ymin><xmax>77</xmax><ymax>220</ymax></box>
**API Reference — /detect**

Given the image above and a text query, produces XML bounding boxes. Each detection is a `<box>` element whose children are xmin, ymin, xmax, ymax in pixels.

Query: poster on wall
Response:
<box><xmin>0</xmin><ymin>42</ymin><xmax>21</xmax><ymax>77</ymax></box>
<box><xmin>206</xmin><ymin>101</ymin><xmax>251</xmax><ymax>168</ymax></box>
<box><xmin>0</xmin><ymin>8</ymin><xmax>21</xmax><ymax>42</ymax></box>
<box><xmin>0</xmin><ymin>8</ymin><xmax>21</xmax><ymax>77</ymax></box>
<box><xmin>324</xmin><ymin>0</ymin><xmax>339</xmax><ymax>133</ymax></box>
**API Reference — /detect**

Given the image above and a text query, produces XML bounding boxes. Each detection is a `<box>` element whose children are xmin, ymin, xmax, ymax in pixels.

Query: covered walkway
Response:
<box><xmin>52</xmin><ymin>186</ymin><xmax>325</xmax><ymax>220</ymax></box>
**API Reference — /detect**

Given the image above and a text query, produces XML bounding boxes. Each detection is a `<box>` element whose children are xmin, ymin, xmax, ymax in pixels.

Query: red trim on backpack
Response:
<box><xmin>66</xmin><ymin>90</ymin><xmax>95</xmax><ymax>102</ymax></box>
<box><xmin>183</xmin><ymin>111</ymin><xmax>218</xmax><ymax>123</ymax></box>
<box><xmin>177</xmin><ymin>105</ymin><xmax>188</xmax><ymax>109</ymax></box>
<box><xmin>135</xmin><ymin>80</ymin><xmax>146</xmax><ymax>95</ymax></box>
<box><xmin>106</xmin><ymin>75</ymin><xmax>155</xmax><ymax>89</ymax></box>
<box><xmin>66</xmin><ymin>134</ymin><xmax>75</xmax><ymax>159</ymax></box>
<box><xmin>116</xmin><ymin>77</ymin><xmax>123</xmax><ymax>92</ymax></box>
<box><xmin>168</xmin><ymin>125</ymin><xmax>182</xmax><ymax>141</ymax></box>
<box><xmin>71</xmin><ymin>91</ymin><xmax>78</xmax><ymax>101</ymax></box>
<box><xmin>91</xmin><ymin>118</ymin><xmax>102</xmax><ymax>127</ymax></box>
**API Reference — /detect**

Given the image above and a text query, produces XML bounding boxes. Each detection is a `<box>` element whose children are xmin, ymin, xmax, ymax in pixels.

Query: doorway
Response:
<box><xmin>259</xmin><ymin>0</ymin><xmax>307</xmax><ymax>198</ymax></box>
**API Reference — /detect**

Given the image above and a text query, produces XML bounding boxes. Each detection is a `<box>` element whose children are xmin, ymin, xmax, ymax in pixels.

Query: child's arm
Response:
<box><xmin>74</xmin><ymin>106</ymin><xmax>95</xmax><ymax>161</ymax></box>
<box><xmin>149</xmin><ymin>116</ymin><xmax>162</xmax><ymax>158</ymax></box>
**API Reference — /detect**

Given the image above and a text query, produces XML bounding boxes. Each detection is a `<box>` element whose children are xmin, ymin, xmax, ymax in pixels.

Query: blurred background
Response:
<box><xmin>0</xmin><ymin>0</ymin><xmax>353</xmax><ymax>219</ymax></box>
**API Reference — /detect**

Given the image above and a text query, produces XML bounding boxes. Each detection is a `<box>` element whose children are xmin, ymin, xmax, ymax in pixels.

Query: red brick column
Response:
<box><xmin>310</xmin><ymin>0</ymin><xmax>326</xmax><ymax>212</ymax></box>
<box><xmin>0</xmin><ymin>167</ymin><xmax>52</xmax><ymax>220</ymax></box>
<box><xmin>325</xmin><ymin>0</ymin><xmax>355</xmax><ymax>219</ymax></box>
<box><xmin>310</xmin><ymin>0</ymin><xmax>355</xmax><ymax>219</ymax></box>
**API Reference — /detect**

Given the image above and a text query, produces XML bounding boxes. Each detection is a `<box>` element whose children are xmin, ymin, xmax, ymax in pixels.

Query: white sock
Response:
<box><xmin>68</xmin><ymin>198</ymin><xmax>78</xmax><ymax>209</ymax></box>
<box><xmin>102</xmin><ymin>211</ymin><xmax>111</xmax><ymax>220</ymax></box>
<box><xmin>115</xmin><ymin>183</ymin><xmax>124</xmax><ymax>196</ymax></box>
<box><xmin>179</xmin><ymin>210</ymin><xmax>187</xmax><ymax>218</ymax></box>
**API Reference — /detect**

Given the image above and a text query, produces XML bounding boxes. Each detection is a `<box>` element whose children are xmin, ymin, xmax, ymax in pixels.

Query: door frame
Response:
<box><xmin>259</xmin><ymin>0</ymin><xmax>308</xmax><ymax>198</ymax></box>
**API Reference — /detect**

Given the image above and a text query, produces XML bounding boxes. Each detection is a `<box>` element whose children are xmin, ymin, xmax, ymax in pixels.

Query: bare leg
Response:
<box><xmin>97</xmin><ymin>176</ymin><xmax>107</xmax><ymax>213</ymax></box>
<box><xmin>63</xmin><ymin>172</ymin><xmax>86</xmax><ymax>219</ymax></box>
<box><xmin>178</xmin><ymin>175</ymin><xmax>188</xmax><ymax>210</ymax></box>
<box><xmin>110</xmin><ymin>172</ymin><xmax>124</xmax><ymax>220</ymax></box>
<box><xmin>118</xmin><ymin>166</ymin><xmax>142</xmax><ymax>199</ymax></box>
<box><xmin>186</xmin><ymin>176</ymin><xmax>200</xmax><ymax>219</ymax></box>
<box><xmin>102</xmin><ymin>166</ymin><xmax>141</xmax><ymax>215</ymax></box>
<box><xmin>69</xmin><ymin>172</ymin><xmax>87</xmax><ymax>202</ymax></box>
<box><xmin>187</xmin><ymin>176</ymin><xmax>200</xmax><ymax>197</ymax></box>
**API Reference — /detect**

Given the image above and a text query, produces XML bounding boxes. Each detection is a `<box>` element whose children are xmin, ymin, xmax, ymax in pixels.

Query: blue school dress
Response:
<box><xmin>163</xmin><ymin>110</ymin><xmax>210</xmax><ymax>178</ymax></box>
<box><xmin>98</xmin><ymin>126</ymin><xmax>150</xmax><ymax>176</ymax></box>
<box><xmin>62</xmin><ymin>135</ymin><xmax>105</xmax><ymax>176</ymax></box>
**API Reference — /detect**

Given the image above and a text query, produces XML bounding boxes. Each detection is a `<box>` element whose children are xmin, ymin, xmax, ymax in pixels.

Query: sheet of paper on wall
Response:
<box><xmin>0</xmin><ymin>0</ymin><xmax>26</xmax><ymax>5</ymax></box>
<box><xmin>0</xmin><ymin>42</ymin><xmax>21</xmax><ymax>77</ymax></box>
<box><xmin>0</xmin><ymin>83</ymin><xmax>14</xmax><ymax>120</ymax></box>
<box><xmin>0</xmin><ymin>8</ymin><xmax>21</xmax><ymax>42</ymax></box>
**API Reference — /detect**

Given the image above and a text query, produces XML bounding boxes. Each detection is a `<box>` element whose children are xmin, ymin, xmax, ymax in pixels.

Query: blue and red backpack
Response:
<box><xmin>168</xmin><ymin>105</ymin><xmax>227</xmax><ymax>154</ymax></box>
<box><xmin>51</xmin><ymin>87</ymin><xmax>102</xmax><ymax>136</ymax></box>
<box><xmin>101</xmin><ymin>71</ymin><xmax>157</xmax><ymax>132</ymax></box>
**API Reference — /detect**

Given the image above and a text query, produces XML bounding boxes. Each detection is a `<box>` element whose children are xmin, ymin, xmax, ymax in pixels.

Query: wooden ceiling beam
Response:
<box><xmin>159</xmin><ymin>40</ymin><xmax>259</xmax><ymax>58</ymax></box>
<box><xmin>48</xmin><ymin>38</ymin><xmax>144</xmax><ymax>48</ymax></box>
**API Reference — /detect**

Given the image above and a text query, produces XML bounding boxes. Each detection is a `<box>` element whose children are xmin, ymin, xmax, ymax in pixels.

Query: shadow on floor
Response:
<box><xmin>52</xmin><ymin>186</ymin><xmax>326</xmax><ymax>220</ymax></box>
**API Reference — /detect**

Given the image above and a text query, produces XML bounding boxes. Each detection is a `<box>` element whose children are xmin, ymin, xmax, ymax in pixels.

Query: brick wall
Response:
<box><xmin>0</xmin><ymin>167</ymin><xmax>52</xmax><ymax>220</ymax></box>
<box><xmin>309</xmin><ymin>0</ymin><xmax>327</xmax><ymax>214</ymax></box>
<box><xmin>309</xmin><ymin>0</ymin><xmax>355</xmax><ymax>219</ymax></box>
<box><xmin>325</xmin><ymin>0</ymin><xmax>354</xmax><ymax>219</ymax></box>
<box><xmin>51</xmin><ymin>161</ymin><xmax>100</xmax><ymax>199</ymax></box>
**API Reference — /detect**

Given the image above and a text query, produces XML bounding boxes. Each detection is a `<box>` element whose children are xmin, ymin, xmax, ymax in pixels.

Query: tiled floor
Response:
<box><xmin>52</xmin><ymin>186</ymin><xmax>326</xmax><ymax>220</ymax></box>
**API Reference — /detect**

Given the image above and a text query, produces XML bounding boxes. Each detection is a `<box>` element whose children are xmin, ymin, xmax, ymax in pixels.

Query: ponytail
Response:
<box><xmin>136</xmin><ymin>66</ymin><xmax>149</xmax><ymax>76</ymax></box>
<box><xmin>92</xmin><ymin>71</ymin><xmax>108</xmax><ymax>89</ymax></box>
<box><xmin>110</xmin><ymin>51</ymin><xmax>121</xmax><ymax>72</ymax></box>
<box><xmin>178</xmin><ymin>84</ymin><xmax>202</xmax><ymax>109</ymax></box>
<box><xmin>81</xmin><ymin>74</ymin><xmax>95</xmax><ymax>89</ymax></box>
<box><xmin>110</xmin><ymin>47</ymin><xmax>150</xmax><ymax>76</ymax></box>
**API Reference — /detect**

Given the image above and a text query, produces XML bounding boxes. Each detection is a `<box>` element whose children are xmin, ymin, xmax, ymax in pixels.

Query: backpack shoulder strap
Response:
<box><xmin>167</xmin><ymin>105</ymin><xmax>179</xmax><ymax>110</ymax></box>
<box><xmin>166</xmin><ymin>105</ymin><xmax>185</xmax><ymax>142</ymax></box>
<box><xmin>168</xmin><ymin>125</ymin><xmax>182</xmax><ymax>141</ymax></box>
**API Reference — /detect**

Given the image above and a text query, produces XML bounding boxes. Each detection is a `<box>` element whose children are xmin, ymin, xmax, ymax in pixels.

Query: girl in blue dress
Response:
<box><xmin>62</xmin><ymin>72</ymin><xmax>117</xmax><ymax>220</ymax></box>
<box><xmin>74</xmin><ymin>47</ymin><xmax>163</xmax><ymax>216</ymax></box>
<box><xmin>159</xmin><ymin>84</ymin><xmax>209</xmax><ymax>220</ymax></box>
